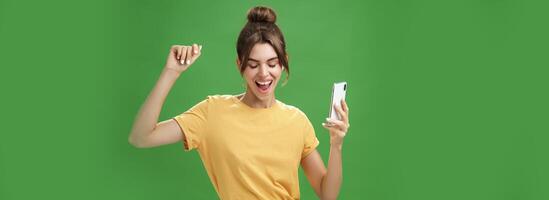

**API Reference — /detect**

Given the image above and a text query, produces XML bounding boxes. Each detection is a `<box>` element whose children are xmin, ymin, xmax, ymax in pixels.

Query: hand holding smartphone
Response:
<box><xmin>329</xmin><ymin>82</ymin><xmax>347</xmax><ymax>120</ymax></box>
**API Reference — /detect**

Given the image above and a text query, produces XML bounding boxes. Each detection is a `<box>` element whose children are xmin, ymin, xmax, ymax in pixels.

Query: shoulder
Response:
<box><xmin>276</xmin><ymin>100</ymin><xmax>311</xmax><ymax>121</ymax></box>
<box><xmin>190</xmin><ymin>95</ymin><xmax>235</xmax><ymax>111</ymax></box>
<box><xmin>205</xmin><ymin>94</ymin><xmax>232</xmax><ymax>100</ymax></box>
<box><xmin>277</xmin><ymin>101</ymin><xmax>316</xmax><ymax>135</ymax></box>
<box><xmin>202</xmin><ymin>94</ymin><xmax>236</xmax><ymax>103</ymax></box>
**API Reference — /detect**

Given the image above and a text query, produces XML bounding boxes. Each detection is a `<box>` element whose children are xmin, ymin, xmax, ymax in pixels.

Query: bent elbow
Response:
<box><xmin>128</xmin><ymin>134</ymin><xmax>148</xmax><ymax>148</ymax></box>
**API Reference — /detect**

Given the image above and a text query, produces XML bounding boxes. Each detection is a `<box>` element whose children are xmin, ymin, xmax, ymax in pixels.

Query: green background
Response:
<box><xmin>1</xmin><ymin>0</ymin><xmax>548</xmax><ymax>199</ymax></box>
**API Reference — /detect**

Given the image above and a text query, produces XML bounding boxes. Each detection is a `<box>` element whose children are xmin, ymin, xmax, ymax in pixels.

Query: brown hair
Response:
<box><xmin>236</xmin><ymin>6</ymin><xmax>290</xmax><ymax>82</ymax></box>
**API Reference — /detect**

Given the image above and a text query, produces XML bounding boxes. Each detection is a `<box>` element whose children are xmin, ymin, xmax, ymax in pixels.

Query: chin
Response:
<box><xmin>253</xmin><ymin>91</ymin><xmax>272</xmax><ymax>100</ymax></box>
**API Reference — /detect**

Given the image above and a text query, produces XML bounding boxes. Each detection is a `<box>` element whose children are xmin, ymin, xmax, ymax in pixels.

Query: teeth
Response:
<box><xmin>256</xmin><ymin>80</ymin><xmax>272</xmax><ymax>86</ymax></box>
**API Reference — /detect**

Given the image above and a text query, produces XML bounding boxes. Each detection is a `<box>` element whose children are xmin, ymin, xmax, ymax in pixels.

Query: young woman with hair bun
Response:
<box><xmin>129</xmin><ymin>6</ymin><xmax>349</xmax><ymax>199</ymax></box>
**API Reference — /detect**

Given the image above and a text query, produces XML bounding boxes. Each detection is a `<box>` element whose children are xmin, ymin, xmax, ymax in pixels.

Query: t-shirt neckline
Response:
<box><xmin>231</xmin><ymin>95</ymin><xmax>280</xmax><ymax>111</ymax></box>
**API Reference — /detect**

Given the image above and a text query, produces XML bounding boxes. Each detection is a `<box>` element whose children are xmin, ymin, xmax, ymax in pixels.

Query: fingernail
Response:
<box><xmin>187</xmin><ymin>60</ymin><xmax>191</xmax><ymax>65</ymax></box>
<box><xmin>194</xmin><ymin>50</ymin><xmax>198</xmax><ymax>54</ymax></box>
<box><xmin>180</xmin><ymin>60</ymin><xmax>184</xmax><ymax>64</ymax></box>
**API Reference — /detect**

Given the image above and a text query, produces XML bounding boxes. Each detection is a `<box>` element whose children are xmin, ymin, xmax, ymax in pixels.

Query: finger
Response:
<box><xmin>335</xmin><ymin>102</ymin><xmax>348</xmax><ymax>124</ymax></box>
<box><xmin>322</xmin><ymin>122</ymin><xmax>335</xmax><ymax>129</ymax></box>
<box><xmin>196</xmin><ymin>44</ymin><xmax>202</xmax><ymax>59</ymax></box>
<box><xmin>326</xmin><ymin>118</ymin><xmax>345</xmax><ymax>127</ymax></box>
<box><xmin>177</xmin><ymin>46</ymin><xmax>184</xmax><ymax>63</ymax></box>
<box><xmin>326</xmin><ymin>118</ymin><xmax>347</xmax><ymax>131</ymax></box>
<box><xmin>342</xmin><ymin>99</ymin><xmax>350</xmax><ymax>125</ymax></box>
<box><xmin>191</xmin><ymin>44</ymin><xmax>198</xmax><ymax>62</ymax></box>
<box><xmin>171</xmin><ymin>45</ymin><xmax>178</xmax><ymax>60</ymax></box>
<box><xmin>192</xmin><ymin>44</ymin><xmax>198</xmax><ymax>56</ymax></box>
<box><xmin>180</xmin><ymin>46</ymin><xmax>188</xmax><ymax>65</ymax></box>
<box><xmin>185</xmin><ymin>46</ymin><xmax>192</xmax><ymax>65</ymax></box>
<box><xmin>342</xmin><ymin>99</ymin><xmax>349</xmax><ymax>113</ymax></box>
<box><xmin>333</xmin><ymin>103</ymin><xmax>345</xmax><ymax>122</ymax></box>
<box><xmin>170</xmin><ymin>45</ymin><xmax>178</xmax><ymax>60</ymax></box>
<box><xmin>322</xmin><ymin>123</ymin><xmax>343</xmax><ymax>133</ymax></box>
<box><xmin>173</xmin><ymin>45</ymin><xmax>181</xmax><ymax>60</ymax></box>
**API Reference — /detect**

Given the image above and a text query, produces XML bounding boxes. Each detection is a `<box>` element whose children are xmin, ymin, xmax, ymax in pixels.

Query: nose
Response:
<box><xmin>258</xmin><ymin>64</ymin><xmax>269</xmax><ymax>77</ymax></box>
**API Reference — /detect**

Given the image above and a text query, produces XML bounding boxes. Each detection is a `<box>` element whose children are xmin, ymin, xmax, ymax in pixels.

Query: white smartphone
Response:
<box><xmin>329</xmin><ymin>82</ymin><xmax>347</xmax><ymax>120</ymax></box>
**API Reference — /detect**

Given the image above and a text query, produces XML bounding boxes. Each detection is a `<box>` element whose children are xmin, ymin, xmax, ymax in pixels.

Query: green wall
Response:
<box><xmin>1</xmin><ymin>0</ymin><xmax>548</xmax><ymax>199</ymax></box>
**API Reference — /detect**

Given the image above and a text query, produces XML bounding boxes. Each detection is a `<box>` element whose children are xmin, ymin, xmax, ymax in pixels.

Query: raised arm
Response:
<box><xmin>301</xmin><ymin>99</ymin><xmax>349</xmax><ymax>199</ymax></box>
<box><xmin>128</xmin><ymin>44</ymin><xmax>202</xmax><ymax>148</ymax></box>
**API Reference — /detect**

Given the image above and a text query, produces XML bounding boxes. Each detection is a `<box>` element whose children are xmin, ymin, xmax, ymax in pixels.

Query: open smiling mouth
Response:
<box><xmin>255</xmin><ymin>80</ymin><xmax>273</xmax><ymax>93</ymax></box>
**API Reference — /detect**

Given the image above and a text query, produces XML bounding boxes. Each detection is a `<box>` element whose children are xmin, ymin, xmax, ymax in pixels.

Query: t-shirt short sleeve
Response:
<box><xmin>172</xmin><ymin>97</ymin><xmax>211</xmax><ymax>151</ymax></box>
<box><xmin>302</xmin><ymin>115</ymin><xmax>319</xmax><ymax>158</ymax></box>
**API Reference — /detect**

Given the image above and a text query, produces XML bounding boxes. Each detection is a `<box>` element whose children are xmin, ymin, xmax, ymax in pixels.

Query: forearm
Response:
<box><xmin>320</xmin><ymin>144</ymin><xmax>343</xmax><ymax>200</ymax></box>
<box><xmin>129</xmin><ymin>68</ymin><xmax>180</xmax><ymax>145</ymax></box>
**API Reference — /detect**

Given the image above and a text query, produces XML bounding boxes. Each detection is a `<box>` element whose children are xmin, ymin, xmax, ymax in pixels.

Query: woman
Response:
<box><xmin>129</xmin><ymin>6</ymin><xmax>350</xmax><ymax>200</ymax></box>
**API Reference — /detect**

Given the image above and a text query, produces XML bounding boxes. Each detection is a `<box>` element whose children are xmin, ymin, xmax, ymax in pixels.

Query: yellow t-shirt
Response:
<box><xmin>172</xmin><ymin>95</ymin><xmax>319</xmax><ymax>200</ymax></box>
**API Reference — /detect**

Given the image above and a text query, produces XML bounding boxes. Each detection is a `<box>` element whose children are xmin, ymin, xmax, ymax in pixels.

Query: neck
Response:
<box><xmin>239</xmin><ymin>90</ymin><xmax>276</xmax><ymax>108</ymax></box>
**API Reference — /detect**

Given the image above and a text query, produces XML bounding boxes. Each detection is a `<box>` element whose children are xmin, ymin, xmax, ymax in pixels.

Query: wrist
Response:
<box><xmin>329</xmin><ymin>141</ymin><xmax>343</xmax><ymax>150</ymax></box>
<box><xmin>162</xmin><ymin>67</ymin><xmax>182</xmax><ymax>78</ymax></box>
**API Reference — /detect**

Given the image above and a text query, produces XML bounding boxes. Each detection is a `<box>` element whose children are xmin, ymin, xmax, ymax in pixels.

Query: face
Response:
<box><xmin>239</xmin><ymin>43</ymin><xmax>284</xmax><ymax>101</ymax></box>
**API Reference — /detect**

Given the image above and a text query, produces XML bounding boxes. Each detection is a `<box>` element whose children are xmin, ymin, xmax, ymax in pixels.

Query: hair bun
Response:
<box><xmin>247</xmin><ymin>6</ymin><xmax>277</xmax><ymax>24</ymax></box>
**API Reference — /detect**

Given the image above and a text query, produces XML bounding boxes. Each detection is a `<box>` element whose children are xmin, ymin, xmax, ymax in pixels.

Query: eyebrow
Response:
<box><xmin>248</xmin><ymin>57</ymin><xmax>279</xmax><ymax>62</ymax></box>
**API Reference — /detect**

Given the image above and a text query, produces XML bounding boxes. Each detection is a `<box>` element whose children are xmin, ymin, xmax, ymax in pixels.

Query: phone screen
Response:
<box><xmin>329</xmin><ymin>82</ymin><xmax>347</xmax><ymax>120</ymax></box>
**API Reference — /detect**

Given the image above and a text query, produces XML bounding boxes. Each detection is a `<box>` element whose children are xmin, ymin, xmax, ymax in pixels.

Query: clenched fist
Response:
<box><xmin>165</xmin><ymin>44</ymin><xmax>202</xmax><ymax>74</ymax></box>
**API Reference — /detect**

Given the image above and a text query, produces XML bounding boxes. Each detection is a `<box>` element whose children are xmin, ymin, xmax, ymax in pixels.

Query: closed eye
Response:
<box><xmin>268</xmin><ymin>61</ymin><xmax>279</xmax><ymax>68</ymax></box>
<box><xmin>248</xmin><ymin>64</ymin><xmax>258</xmax><ymax>68</ymax></box>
